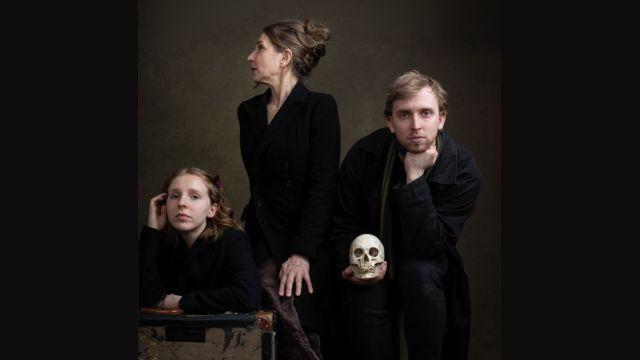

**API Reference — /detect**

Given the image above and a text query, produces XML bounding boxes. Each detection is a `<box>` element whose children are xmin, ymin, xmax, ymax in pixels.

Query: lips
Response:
<box><xmin>176</xmin><ymin>214</ymin><xmax>191</xmax><ymax>220</ymax></box>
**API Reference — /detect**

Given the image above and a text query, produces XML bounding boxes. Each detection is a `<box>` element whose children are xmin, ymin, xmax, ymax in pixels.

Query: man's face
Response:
<box><xmin>386</xmin><ymin>87</ymin><xmax>446</xmax><ymax>153</ymax></box>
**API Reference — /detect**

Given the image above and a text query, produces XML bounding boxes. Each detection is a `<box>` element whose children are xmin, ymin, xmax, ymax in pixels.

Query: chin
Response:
<box><xmin>169</xmin><ymin>222</ymin><xmax>192</xmax><ymax>232</ymax></box>
<box><xmin>404</xmin><ymin>144</ymin><xmax>429</xmax><ymax>153</ymax></box>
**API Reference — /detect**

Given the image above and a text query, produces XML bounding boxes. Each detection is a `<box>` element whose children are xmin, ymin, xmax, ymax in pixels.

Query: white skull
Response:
<box><xmin>349</xmin><ymin>234</ymin><xmax>385</xmax><ymax>279</ymax></box>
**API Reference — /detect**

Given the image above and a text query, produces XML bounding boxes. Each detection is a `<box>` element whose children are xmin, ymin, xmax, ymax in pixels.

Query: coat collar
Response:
<box><xmin>172</xmin><ymin>232</ymin><xmax>206</xmax><ymax>268</ymax></box>
<box><xmin>244</xmin><ymin>81</ymin><xmax>308</xmax><ymax>163</ymax></box>
<box><xmin>357</xmin><ymin>127</ymin><xmax>459</xmax><ymax>185</ymax></box>
<box><xmin>245</xmin><ymin>80</ymin><xmax>308</xmax><ymax>107</ymax></box>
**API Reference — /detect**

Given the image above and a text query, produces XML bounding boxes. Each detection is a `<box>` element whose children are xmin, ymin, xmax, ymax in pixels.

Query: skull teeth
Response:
<box><xmin>352</xmin><ymin>263</ymin><xmax>383</xmax><ymax>277</ymax></box>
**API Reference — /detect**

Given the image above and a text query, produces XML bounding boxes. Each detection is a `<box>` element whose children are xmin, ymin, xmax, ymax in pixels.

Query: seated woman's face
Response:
<box><xmin>165</xmin><ymin>174</ymin><xmax>216</xmax><ymax>236</ymax></box>
<box><xmin>246</xmin><ymin>33</ymin><xmax>284</xmax><ymax>84</ymax></box>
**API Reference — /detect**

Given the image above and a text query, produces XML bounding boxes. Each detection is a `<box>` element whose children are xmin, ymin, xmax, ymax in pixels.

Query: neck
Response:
<box><xmin>268</xmin><ymin>72</ymin><xmax>298</xmax><ymax>108</ymax></box>
<box><xmin>180</xmin><ymin>223</ymin><xmax>206</xmax><ymax>248</ymax></box>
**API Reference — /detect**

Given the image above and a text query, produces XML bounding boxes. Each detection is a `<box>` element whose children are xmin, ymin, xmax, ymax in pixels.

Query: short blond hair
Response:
<box><xmin>384</xmin><ymin>70</ymin><xmax>448</xmax><ymax>118</ymax></box>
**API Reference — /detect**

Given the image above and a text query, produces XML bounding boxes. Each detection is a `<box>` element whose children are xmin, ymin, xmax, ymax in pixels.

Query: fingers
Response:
<box><xmin>342</xmin><ymin>263</ymin><xmax>387</xmax><ymax>285</ymax></box>
<box><xmin>276</xmin><ymin>255</ymin><xmax>318</xmax><ymax>297</ymax></box>
<box><xmin>150</xmin><ymin>193</ymin><xmax>167</xmax><ymax>207</ymax></box>
<box><xmin>278</xmin><ymin>261</ymin><xmax>314</xmax><ymax>297</ymax></box>
<box><xmin>295</xmin><ymin>273</ymin><xmax>302</xmax><ymax>296</ymax></box>
<box><xmin>164</xmin><ymin>294</ymin><xmax>181</xmax><ymax>309</ymax></box>
<box><xmin>278</xmin><ymin>263</ymin><xmax>295</xmax><ymax>296</ymax></box>
<box><xmin>158</xmin><ymin>294</ymin><xmax>177</xmax><ymax>309</ymax></box>
<box><xmin>285</xmin><ymin>269</ymin><xmax>296</xmax><ymax>297</ymax></box>
<box><xmin>149</xmin><ymin>193</ymin><xmax>167</xmax><ymax>217</ymax></box>
<box><xmin>377</xmin><ymin>261</ymin><xmax>388</xmax><ymax>280</ymax></box>
<box><xmin>304</xmin><ymin>271</ymin><xmax>314</xmax><ymax>294</ymax></box>
<box><xmin>341</xmin><ymin>266</ymin><xmax>353</xmax><ymax>279</ymax></box>
<box><xmin>278</xmin><ymin>267</ymin><xmax>287</xmax><ymax>296</ymax></box>
<box><xmin>278</xmin><ymin>262</ymin><xmax>294</xmax><ymax>296</ymax></box>
<box><xmin>342</xmin><ymin>266</ymin><xmax>366</xmax><ymax>285</ymax></box>
<box><xmin>293</xmin><ymin>269</ymin><xmax>314</xmax><ymax>296</ymax></box>
<box><xmin>156</xmin><ymin>294</ymin><xmax>167</xmax><ymax>308</ymax></box>
<box><xmin>156</xmin><ymin>198</ymin><xmax>167</xmax><ymax>216</ymax></box>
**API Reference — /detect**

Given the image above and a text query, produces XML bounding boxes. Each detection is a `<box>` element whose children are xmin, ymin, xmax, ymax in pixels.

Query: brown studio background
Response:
<box><xmin>138</xmin><ymin>0</ymin><xmax>500</xmax><ymax>358</ymax></box>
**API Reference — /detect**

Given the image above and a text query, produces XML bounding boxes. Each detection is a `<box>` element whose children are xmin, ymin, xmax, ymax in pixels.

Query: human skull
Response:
<box><xmin>349</xmin><ymin>234</ymin><xmax>385</xmax><ymax>279</ymax></box>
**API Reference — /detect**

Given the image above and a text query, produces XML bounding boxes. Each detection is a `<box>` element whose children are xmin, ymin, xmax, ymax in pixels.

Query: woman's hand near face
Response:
<box><xmin>147</xmin><ymin>193</ymin><xmax>168</xmax><ymax>230</ymax></box>
<box><xmin>278</xmin><ymin>254</ymin><xmax>314</xmax><ymax>297</ymax></box>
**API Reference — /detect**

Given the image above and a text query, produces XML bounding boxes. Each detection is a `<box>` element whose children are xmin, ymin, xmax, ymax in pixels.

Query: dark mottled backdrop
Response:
<box><xmin>138</xmin><ymin>0</ymin><xmax>500</xmax><ymax>358</ymax></box>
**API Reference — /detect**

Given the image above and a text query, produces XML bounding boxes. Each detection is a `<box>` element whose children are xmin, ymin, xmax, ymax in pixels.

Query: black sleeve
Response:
<box><xmin>139</xmin><ymin>226</ymin><xmax>169</xmax><ymax>308</ymax></box>
<box><xmin>291</xmin><ymin>94</ymin><xmax>341</xmax><ymax>260</ymax></box>
<box><xmin>179</xmin><ymin>232</ymin><xmax>262</xmax><ymax>313</ymax></box>
<box><xmin>329</xmin><ymin>147</ymin><xmax>372</xmax><ymax>273</ymax></box>
<box><xmin>237</xmin><ymin>102</ymin><xmax>252</xmax><ymax>178</ymax></box>
<box><xmin>392</xmin><ymin>167</ymin><xmax>482</xmax><ymax>259</ymax></box>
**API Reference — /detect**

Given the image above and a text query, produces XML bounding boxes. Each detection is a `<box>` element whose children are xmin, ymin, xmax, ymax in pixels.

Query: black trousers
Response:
<box><xmin>341</xmin><ymin>255</ymin><xmax>449</xmax><ymax>360</ymax></box>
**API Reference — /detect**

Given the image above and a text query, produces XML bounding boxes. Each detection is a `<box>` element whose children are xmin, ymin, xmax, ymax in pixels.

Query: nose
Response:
<box><xmin>177</xmin><ymin>194</ymin><xmax>188</xmax><ymax>208</ymax></box>
<box><xmin>247</xmin><ymin>50</ymin><xmax>255</xmax><ymax>62</ymax></box>
<box><xmin>410</xmin><ymin>114</ymin><xmax>422</xmax><ymax>130</ymax></box>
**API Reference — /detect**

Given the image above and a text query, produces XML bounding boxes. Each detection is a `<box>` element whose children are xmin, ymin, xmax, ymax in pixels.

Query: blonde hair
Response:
<box><xmin>161</xmin><ymin>167</ymin><xmax>243</xmax><ymax>243</ymax></box>
<box><xmin>384</xmin><ymin>70</ymin><xmax>448</xmax><ymax>118</ymax></box>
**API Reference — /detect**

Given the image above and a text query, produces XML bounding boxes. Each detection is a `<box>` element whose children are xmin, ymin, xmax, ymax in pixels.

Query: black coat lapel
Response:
<box><xmin>243</xmin><ymin>93</ymin><xmax>268</xmax><ymax>143</ymax></box>
<box><xmin>251</xmin><ymin>82</ymin><xmax>308</xmax><ymax>163</ymax></box>
<box><xmin>182</xmin><ymin>238</ymin><xmax>204</xmax><ymax>269</ymax></box>
<box><xmin>172</xmin><ymin>236</ymin><xmax>205</xmax><ymax>293</ymax></box>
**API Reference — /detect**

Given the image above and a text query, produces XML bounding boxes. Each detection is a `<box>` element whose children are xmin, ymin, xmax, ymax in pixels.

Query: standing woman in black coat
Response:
<box><xmin>238</xmin><ymin>19</ymin><xmax>340</xmax><ymax>360</ymax></box>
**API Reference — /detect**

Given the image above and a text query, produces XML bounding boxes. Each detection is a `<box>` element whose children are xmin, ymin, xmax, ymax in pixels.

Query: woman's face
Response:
<box><xmin>165</xmin><ymin>174</ymin><xmax>217</xmax><ymax>240</ymax></box>
<box><xmin>247</xmin><ymin>33</ymin><xmax>284</xmax><ymax>85</ymax></box>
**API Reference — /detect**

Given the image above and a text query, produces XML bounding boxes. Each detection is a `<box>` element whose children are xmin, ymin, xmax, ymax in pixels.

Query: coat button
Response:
<box><xmin>286</xmin><ymin>180</ymin><xmax>292</xmax><ymax>188</ymax></box>
<box><xmin>257</xmin><ymin>200</ymin><xmax>263</xmax><ymax>207</ymax></box>
<box><xmin>283</xmin><ymin>162</ymin><xmax>290</xmax><ymax>170</ymax></box>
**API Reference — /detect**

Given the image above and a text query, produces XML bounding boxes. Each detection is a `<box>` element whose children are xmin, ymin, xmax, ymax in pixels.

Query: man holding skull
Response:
<box><xmin>330</xmin><ymin>70</ymin><xmax>482</xmax><ymax>360</ymax></box>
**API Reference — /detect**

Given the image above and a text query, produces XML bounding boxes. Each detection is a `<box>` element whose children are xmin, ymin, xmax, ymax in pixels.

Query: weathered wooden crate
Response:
<box><xmin>138</xmin><ymin>310</ymin><xmax>275</xmax><ymax>360</ymax></box>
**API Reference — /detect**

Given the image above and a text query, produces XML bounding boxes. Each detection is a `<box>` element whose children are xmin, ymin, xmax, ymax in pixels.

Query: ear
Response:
<box><xmin>385</xmin><ymin>116</ymin><xmax>395</xmax><ymax>133</ymax></box>
<box><xmin>208</xmin><ymin>203</ymin><xmax>218</xmax><ymax>219</ymax></box>
<box><xmin>280</xmin><ymin>49</ymin><xmax>293</xmax><ymax>67</ymax></box>
<box><xmin>438</xmin><ymin>113</ymin><xmax>446</xmax><ymax>130</ymax></box>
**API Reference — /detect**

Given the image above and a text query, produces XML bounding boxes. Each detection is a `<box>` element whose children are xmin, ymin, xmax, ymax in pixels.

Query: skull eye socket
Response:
<box><xmin>369</xmin><ymin>248</ymin><xmax>379</xmax><ymax>257</ymax></box>
<box><xmin>354</xmin><ymin>248</ymin><xmax>364</xmax><ymax>257</ymax></box>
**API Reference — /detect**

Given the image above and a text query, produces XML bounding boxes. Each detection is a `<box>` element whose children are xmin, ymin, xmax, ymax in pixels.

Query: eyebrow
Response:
<box><xmin>168</xmin><ymin>188</ymin><xmax>205</xmax><ymax>194</ymax></box>
<box><xmin>396</xmin><ymin>107</ymin><xmax>435</xmax><ymax>113</ymax></box>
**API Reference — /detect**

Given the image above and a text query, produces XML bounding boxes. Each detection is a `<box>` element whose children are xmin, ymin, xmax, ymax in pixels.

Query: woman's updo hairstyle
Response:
<box><xmin>263</xmin><ymin>19</ymin><xmax>331</xmax><ymax>80</ymax></box>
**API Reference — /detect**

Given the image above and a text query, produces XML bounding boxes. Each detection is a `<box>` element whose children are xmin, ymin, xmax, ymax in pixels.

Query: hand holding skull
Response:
<box><xmin>342</xmin><ymin>261</ymin><xmax>387</xmax><ymax>285</ymax></box>
<box><xmin>343</xmin><ymin>234</ymin><xmax>387</xmax><ymax>285</ymax></box>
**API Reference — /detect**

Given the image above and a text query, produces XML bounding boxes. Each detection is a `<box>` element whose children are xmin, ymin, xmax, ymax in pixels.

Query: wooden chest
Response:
<box><xmin>138</xmin><ymin>311</ymin><xmax>275</xmax><ymax>360</ymax></box>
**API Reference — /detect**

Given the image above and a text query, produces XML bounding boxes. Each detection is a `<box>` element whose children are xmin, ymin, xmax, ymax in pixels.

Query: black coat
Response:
<box><xmin>237</xmin><ymin>81</ymin><xmax>340</xmax><ymax>331</ymax></box>
<box><xmin>237</xmin><ymin>81</ymin><xmax>340</xmax><ymax>265</ymax></box>
<box><xmin>330</xmin><ymin>128</ymin><xmax>481</xmax><ymax>356</ymax></box>
<box><xmin>139</xmin><ymin>226</ymin><xmax>262</xmax><ymax>314</ymax></box>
